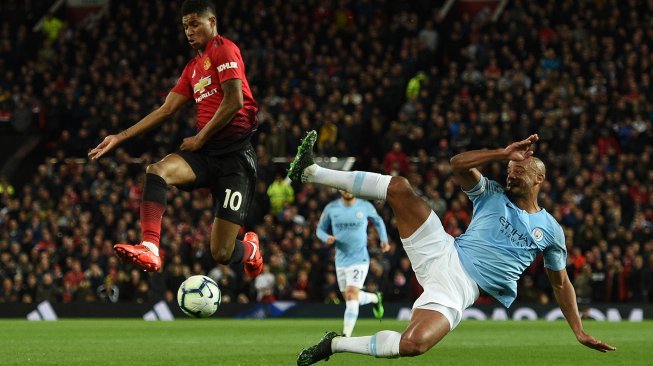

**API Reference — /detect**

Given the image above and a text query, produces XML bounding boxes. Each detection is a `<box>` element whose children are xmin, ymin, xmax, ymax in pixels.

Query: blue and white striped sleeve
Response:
<box><xmin>463</xmin><ymin>176</ymin><xmax>488</xmax><ymax>197</ymax></box>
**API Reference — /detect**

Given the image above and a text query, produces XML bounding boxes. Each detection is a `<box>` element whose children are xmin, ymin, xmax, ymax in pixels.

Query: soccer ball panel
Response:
<box><xmin>177</xmin><ymin>275</ymin><xmax>221</xmax><ymax>318</ymax></box>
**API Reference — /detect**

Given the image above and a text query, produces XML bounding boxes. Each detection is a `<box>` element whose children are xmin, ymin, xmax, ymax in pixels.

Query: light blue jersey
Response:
<box><xmin>454</xmin><ymin>176</ymin><xmax>566</xmax><ymax>308</ymax></box>
<box><xmin>317</xmin><ymin>198</ymin><xmax>388</xmax><ymax>267</ymax></box>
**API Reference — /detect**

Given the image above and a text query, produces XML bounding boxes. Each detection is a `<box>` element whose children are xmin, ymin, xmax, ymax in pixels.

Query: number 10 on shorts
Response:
<box><xmin>223</xmin><ymin>189</ymin><xmax>243</xmax><ymax>211</ymax></box>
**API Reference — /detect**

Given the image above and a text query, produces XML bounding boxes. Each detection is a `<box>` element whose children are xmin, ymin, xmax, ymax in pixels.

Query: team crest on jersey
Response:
<box><xmin>356</xmin><ymin>211</ymin><xmax>364</xmax><ymax>218</ymax></box>
<box><xmin>203</xmin><ymin>57</ymin><xmax>211</xmax><ymax>70</ymax></box>
<box><xmin>193</xmin><ymin>75</ymin><xmax>212</xmax><ymax>94</ymax></box>
<box><xmin>531</xmin><ymin>228</ymin><xmax>544</xmax><ymax>242</ymax></box>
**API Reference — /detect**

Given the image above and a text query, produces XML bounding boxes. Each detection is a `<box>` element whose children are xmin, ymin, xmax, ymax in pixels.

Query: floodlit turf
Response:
<box><xmin>0</xmin><ymin>319</ymin><xmax>649</xmax><ymax>365</ymax></box>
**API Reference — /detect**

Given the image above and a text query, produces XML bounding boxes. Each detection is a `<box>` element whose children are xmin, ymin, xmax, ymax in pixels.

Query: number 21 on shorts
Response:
<box><xmin>223</xmin><ymin>188</ymin><xmax>242</xmax><ymax>211</ymax></box>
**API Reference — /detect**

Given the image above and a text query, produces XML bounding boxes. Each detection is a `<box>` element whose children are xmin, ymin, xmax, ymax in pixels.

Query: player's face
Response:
<box><xmin>339</xmin><ymin>190</ymin><xmax>355</xmax><ymax>201</ymax></box>
<box><xmin>506</xmin><ymin>160</ymin><xmax>536</xmax><ymax>196</ymax></box>
<box><xmin>182</xmin><ymin>13</ymin><xmax>216</xmax><ymax>50</ymax></box>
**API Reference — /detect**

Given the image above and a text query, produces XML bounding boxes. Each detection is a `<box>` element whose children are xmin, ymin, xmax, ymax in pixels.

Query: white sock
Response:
<box><xmin>358</xmin><ymin>291</ymin><xmax>378</xmax><ymax>306</ymax></box>
<box><xmin>343</xmin><ymin>300</ymin><xmax>359</xmax><ymax>337</ymax></box>
<box><xmin>304</xmin><ymin>165</ymin><xmax>391</xmax><ymax>201</ymax></box>
<box><xmin>332</xmin><ymin>330</ymin><xmax>401</xmax><ymax>358</ymax></box>
<box><xmin>142</xmin><ymin>241</ymin><xmax>159</xmax><ymax>256</ymax></box>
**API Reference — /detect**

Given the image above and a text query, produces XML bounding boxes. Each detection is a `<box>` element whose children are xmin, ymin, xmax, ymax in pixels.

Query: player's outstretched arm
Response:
<box><xmin>449</xmin><ymin>134</ymin><xmax>539</xmax><ymax>190</ymax></box>
<box><xmin>88</xmin><ymin>91</ymin><xmax>189</xmax><ymax>160</ymax></box>
<box><xmin>546</xmin><ymin>268</ymin><xmax>617</xmax><ymax>353</ymax></box>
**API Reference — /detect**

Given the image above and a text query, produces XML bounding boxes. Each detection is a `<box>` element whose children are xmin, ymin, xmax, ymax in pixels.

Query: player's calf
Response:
<box><xmin>399</xmin><ymin>334</ymin><xmax>432</xmax><ymax>357</ymax></box>
<box><xmin>210</xmin><ymin>244</ymin><xmax>234</xmax><ymax>264</ymax></box>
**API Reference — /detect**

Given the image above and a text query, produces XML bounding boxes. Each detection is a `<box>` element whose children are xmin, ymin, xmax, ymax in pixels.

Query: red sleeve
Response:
<box><xmin>171</xmin><ymin>63</ymin><xmax>193</xmax><ymax>98</ymax></box>
<box><xmin>211</xmin><ymin>42</ymin><xmax>244</xmax><ymax>83</ymax></box>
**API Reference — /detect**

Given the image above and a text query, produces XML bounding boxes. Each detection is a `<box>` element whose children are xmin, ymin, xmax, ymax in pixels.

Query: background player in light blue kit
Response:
<box><xmin>317</xmin><ymin>190</ymin><xmax>390</xmax><ymax>337</ymax></box>
<box><xmin>290</xmin><ymin>131</ymin><xmax>615</xmax><ymax>365</ymax></box>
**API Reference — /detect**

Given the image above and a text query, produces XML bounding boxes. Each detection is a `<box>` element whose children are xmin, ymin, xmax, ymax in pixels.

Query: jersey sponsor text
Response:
<box><xmin>217</xmin><ymin>61</ymin><xmax>238</xmax><ymax>72</ymax></box>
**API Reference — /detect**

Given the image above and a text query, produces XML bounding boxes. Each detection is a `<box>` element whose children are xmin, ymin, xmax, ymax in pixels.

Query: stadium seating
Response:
<box><xmin>0</xmin><ymin>0</ymin><xmax>651</xmax><ymax>306</ymax></box>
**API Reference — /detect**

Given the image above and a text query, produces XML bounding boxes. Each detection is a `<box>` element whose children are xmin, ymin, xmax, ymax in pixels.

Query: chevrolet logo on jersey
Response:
<box><xmin>193</xmin><ymin>75</ymin><xmax>212</xmax><ymax>94</ymax></box>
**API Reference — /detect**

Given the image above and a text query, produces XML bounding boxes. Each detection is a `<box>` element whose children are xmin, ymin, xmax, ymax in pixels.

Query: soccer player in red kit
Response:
<box><xmin>88</xmin><ymin>0</ymin><xmax>263</xmax><ymax>277</ymax></box>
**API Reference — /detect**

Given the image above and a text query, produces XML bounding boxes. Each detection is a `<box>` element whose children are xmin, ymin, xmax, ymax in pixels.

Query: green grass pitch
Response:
<box><xmin>0</xmin><ymin>319</ymin><xmax>649</xmax><ymax>365</ymax></box>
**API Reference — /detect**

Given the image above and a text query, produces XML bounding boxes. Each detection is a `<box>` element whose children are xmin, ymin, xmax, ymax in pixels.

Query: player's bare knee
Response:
<box><xmin>400</xmin><ymin>334</ymin><xmax>431</xmax><ymax>357</ymax></box>
<box><xmin>145</xmin><ymin>163</ymin><xmax>164</xmax><ymax>178</ymax></box>
<box><xmin>344</xmin><ymin>287</ymin><xmax>358</xmax><ymax>300</ymax></box>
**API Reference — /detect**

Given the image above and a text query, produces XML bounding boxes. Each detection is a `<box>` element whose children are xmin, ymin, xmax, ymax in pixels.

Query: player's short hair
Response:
<box><xmin>181</xmin><ymin>0</ymin><xmax>216</xmax><ymax>17</ymax></box>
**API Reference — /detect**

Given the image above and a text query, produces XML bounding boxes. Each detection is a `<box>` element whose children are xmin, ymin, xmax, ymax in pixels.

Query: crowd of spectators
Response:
<box><xmin>1</xmin><ymin>0</ymin><xmax>652</xmax><ymax>309</ymax></box>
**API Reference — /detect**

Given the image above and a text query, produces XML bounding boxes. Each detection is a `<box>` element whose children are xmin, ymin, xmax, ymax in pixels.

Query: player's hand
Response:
<box><xmin>180</xmin><ymin>135</ymin><xmax>206</xmax><ymax>152</ymax></box>
<box><xmin>325</xmin><ymin>236</ymin><xmax>336</xmax><ymax>245</ymax></box>
<box><xmin>88</xmin><ymin>135</ymin><xmax>121</xmax><ymax>160</ymax></box>
<box><xmin>576</xmin><ymin>331</ymin><xmax>616</xmax><ymax>352</ymax></box>
<box><xmin>380</xmin><ymin>242</ymin><xmax>390</xmax><ymax>253</ymax></box>
<box><xmin>503</xmin><ymin>134</ymin><xmax>538</xmax><ymax>161</ymax></box>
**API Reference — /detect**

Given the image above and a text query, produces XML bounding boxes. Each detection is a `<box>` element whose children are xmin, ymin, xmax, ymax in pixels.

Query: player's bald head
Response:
<box><xmin>509</xmin><ymin>157</ymin><xmax>545</xmax><ymax>175</ymax></box>
<box><xmin>182</xmin><ymin>0</ymin><xmax>216</xmax><ymax>17</ymax></box>
<box><xmin>529</xmin><ymin>157</ymin><xmax>546</xmax><ymax>177</ymax></box>
<box><xmin>515</xmin><ymin>157</ymin><xmax>546</xmax><ymax>178</ymax></box>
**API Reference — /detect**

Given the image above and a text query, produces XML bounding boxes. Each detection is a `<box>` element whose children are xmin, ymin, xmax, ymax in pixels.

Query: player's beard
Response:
<box><xmin>507</xmin><ymin>184</ymin><xmax>536</xmax><ymax>206</ymax></box>
<box><xmin>341</xmin><ymin>193</ymin><xmax>355</xmax><ymax>202</ymax></box>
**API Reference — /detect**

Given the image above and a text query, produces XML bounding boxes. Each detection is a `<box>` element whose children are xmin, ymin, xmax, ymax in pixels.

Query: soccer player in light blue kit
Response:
<box><xmin>290</xmin><ymin>131</ymin><xmax>615</xmax><ymax>365</ymax></box>
<box><xmin>317</xmin><ymin>190</ymin><xmax>390</xmax><ymax>337</ymax></box>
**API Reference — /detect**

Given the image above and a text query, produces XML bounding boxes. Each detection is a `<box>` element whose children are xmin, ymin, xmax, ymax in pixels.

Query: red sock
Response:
<box><xmin>141</xmin><ymin>201</ymin><xmax>166</xmax><ymax>246</ymax></box>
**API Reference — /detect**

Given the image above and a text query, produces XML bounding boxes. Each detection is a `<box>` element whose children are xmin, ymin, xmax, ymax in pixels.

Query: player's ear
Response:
<box><xmin>535</xmin><ymin>173</ymin><xmax>544</xmax><ymax>184</ymax></box>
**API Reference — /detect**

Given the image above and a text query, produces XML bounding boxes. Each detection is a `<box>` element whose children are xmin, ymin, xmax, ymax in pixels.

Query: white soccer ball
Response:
<box><xmin>177</xmin><ymin>275</ymin><xmax>221</xmax><ymax>318</ymax></box>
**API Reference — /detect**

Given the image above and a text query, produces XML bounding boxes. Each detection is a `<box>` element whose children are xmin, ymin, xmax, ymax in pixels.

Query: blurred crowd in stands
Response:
<box><xmin>0</xmin><ymin>0</ymin><xmax>652</xmax><ymax>308</ymax></box>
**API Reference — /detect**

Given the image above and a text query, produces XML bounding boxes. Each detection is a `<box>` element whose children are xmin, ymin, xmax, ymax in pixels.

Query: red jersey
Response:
<box><xmin>172</xmin><ymin>35</ymin><xmax>258</xmax><ymax>154</ymax></box>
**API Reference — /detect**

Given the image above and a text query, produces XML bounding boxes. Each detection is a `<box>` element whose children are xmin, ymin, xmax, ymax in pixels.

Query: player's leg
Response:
<box><xmin>297</xmin><ymin>311</ymin><xmax>450</xmax><ymax>366</ymax></box>
<box><xmin>356</xmin><ymin>289</ymin><xmax>380</xmax><ymax>306</ymax></box>
<box><xmin>208</xmin><ymin>217</ymin><xmax>260</xmax><ymax>273</ymax></box>
<box><xmin>299</xmin><ymin>217</ymin><xmax>479</xmax><ymax>365</ymax></box>
<box><xmin>398</xmin><ymin>308</ymin><xmax>451</xmax><ymax>356</ymax></box>
<box><xmin>114</xmin><ymin>153</ymin><xmax>197</xmax><ymax>272</ymax></box>
<box><xmin>338</xmin><ymin>263</ymin><xmax>368</xmax><ymax>337</ymax></box>
<box><xmin>335</xmin><ymin>267</ymin><xmax>351</xmax><ymax>336</ymax></box>
<box><xmin>208</xmin><ymin>145</ymin><xmax>263</xmax><ymax>277</ymax></box>
<box><xmin>336</xmin><ymin>263</ymin><xmax>384</xmax><ymax>337</ymax></box>
<box><xmin>357</xmin><ymin>287</ymin><xmax>383</xmax><ymax>319</ymax></box>
<box><xmin>142</xmin><ymin>153</ymin><xmax>198</xmax><ymax>246</ymax></box>
<box><xmin>342</xmin><ymin>286</ymin><xmax>360</xmax><ymax>337</ymax></box>
<box><xmin>299</xmin><ymin>190</ymin><xmax>473</xmax><ymax>364</ymax></box>
<box><xmin>341</xmin><ymin>283</ymin><xmax>383</xmax><ymax>336</ymax></box>
<box><xmin>288</xmin><ymin>130</ymin><xmax>432</xmax><ymax>238</ymax></box>
<box><xmin>333</xmin><ymin>308</ymin><xmax>450</xmax><ymax>356</ymax></box>
<box><xmin>385</xmin><ymin>177</ymin><xmax>433</xmax><ymax>238</ymax></box>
